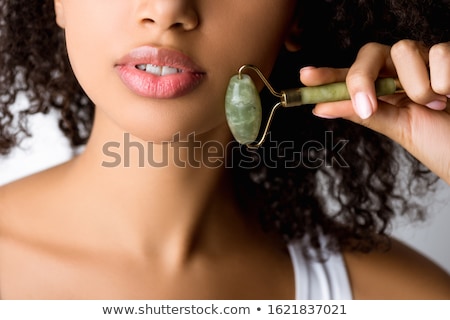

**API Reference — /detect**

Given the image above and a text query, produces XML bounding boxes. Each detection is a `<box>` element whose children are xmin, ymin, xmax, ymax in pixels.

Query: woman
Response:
<box><xmin>0</xmin><ymin>0</ymin><xmax>449</xmax><ymax>299</ymax></box>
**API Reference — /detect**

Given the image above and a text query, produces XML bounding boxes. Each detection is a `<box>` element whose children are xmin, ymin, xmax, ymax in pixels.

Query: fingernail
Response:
<box><xmin>299</xmin><ymin>66</ymin><xmax>315</xmax><ymax>74</ymax></box>
<box><xmin>426</xmin><ymin>100</ymin><xmax>446</xmax><ymax>110</ymax></box>
<box><xmin>354</xmin><ymin>92</ymin><xmax>373</xmax><ymax>119</ymax></box>
<box><xmin>447</xmin><ymin>95</ymin><xmax>450</xmax><ymax>99</ymax></box>
<box><xmin>312</xmin><ymin>109</ymin><xmax>339</xmax><ymax>119</ymax></box>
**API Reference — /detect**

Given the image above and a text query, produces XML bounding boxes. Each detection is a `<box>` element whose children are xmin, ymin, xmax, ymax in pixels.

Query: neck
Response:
<box><xmin>64</xmin><ymin>111</ymin><xmax>247</xmax><ymax>265</ymax></box>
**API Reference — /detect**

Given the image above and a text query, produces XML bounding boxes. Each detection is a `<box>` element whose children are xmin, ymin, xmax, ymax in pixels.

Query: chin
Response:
<box><xmin>117</xmin><ymin>117</ymin><xmax>229</xmax><ymax>145</ymax></box>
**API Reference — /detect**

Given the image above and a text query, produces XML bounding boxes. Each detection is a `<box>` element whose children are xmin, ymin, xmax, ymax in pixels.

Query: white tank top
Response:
<box><xmin>288</xmin><ymin>240</ymin><xmax>353</xmax><ymax>300</ymax></box>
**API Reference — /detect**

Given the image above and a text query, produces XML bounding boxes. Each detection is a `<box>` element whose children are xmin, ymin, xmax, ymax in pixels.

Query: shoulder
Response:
<box><xmin>0</xmin><ymin>177</ymin><xmax>36</xmax><ymax>241</ymax></box>
<box><xmin>343</xmin><ymin>238</ymin><xmax>450</xmax><ymax>299</ymax></box>
<box><xmin>0</xmin><ymin>159</ymin><xmax>71</xmax><ymax>202</ymax></box>
<box><xmin>0</xmin><ymin>164</ymin><xmax>68</xmax><ymax>237</ymax></box>
<box><xmin>0</xmin><ymin>164</ymin><xmax>73</xmax><ymax>288</ymax></box>
<box><xmin>0</xmin><ymin>173</ymin><xmax>44</xmax><ymax>219</ymax></box>
<box><xmin>0</xmin><ymin>182</ymin><xmax>19</xmax><ymax>231</ymax></box>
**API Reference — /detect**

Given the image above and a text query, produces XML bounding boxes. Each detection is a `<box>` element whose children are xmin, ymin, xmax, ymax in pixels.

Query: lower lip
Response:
<box><xmin>116</xmin><ymin>65</ymin><xmax>205</xmax><ymax>99</ymax></box>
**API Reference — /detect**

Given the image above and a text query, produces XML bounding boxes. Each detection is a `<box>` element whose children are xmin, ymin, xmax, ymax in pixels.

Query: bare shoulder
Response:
<box><xmin>343</xmin><ymin>238</ymin><xmax>450</xmax><ymax>299</ymax></box>
<box><xmin>0</xmin><ymin>179</ymin><xmax>25</xmax><ymax>230</ymax></box>
<box><xmin>0</xmin><ymin>173</ymin><xmax>42</xmax><ymax>237</ymax></box>
<box><xmin>0</xmin><ymin>170</ymin><xmax>49</xmax><ymax>216</ymax></box>
<box><xmin>0</xmin><ymin>163</ymin><xmax>69</xmax><ymax>234</ymax></box>
<box><xmin>0</xmin><ymin>163</ymin><xmax>73</xmax><ymax>271</ymax></box>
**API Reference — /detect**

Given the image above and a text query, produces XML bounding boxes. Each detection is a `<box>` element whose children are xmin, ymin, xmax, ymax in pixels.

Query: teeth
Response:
<box><xmin>161</xmin><ymin>66</ymin><xmax>179</xmax><ymax>76</ymax></box>
<box><xmin>136</xmin><ymin>64</ymin><xmax>181</xmax><ymax>76</ymax></box>
<box><xmin>146</xmin><ymin>64</ymin><xmax>162</xmax><ymax>75</ymax></box>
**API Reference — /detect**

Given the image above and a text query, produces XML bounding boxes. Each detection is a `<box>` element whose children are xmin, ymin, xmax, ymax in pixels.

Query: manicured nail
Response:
<box><xmin>299</xmin><ymin>66</ymin><xmax>315</xmax><ymax>74</ymax></box>
<box><xmin>426</xmin><ymin>100</ymin><xmax>446</xmax><ymax>110</ymax></box>
<box><xmin>312</xmin><ymin>109</ymin><xmax>339</xmax><ymax>119</ymax></box>
<box><xmin>354</xmin><ymin>92</ymin><xmax>373</xmax><ymax>119</ymax></box>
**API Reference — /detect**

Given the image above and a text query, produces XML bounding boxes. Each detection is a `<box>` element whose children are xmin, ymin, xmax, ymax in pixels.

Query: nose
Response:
<box><xmin>138</xmin><ymin>0</ymin><xmax>199</xmax><ymax>32</ymax></box>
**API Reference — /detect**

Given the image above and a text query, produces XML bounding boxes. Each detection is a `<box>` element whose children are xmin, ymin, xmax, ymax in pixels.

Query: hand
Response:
<box><xmin>301</xmin><ymin>41</ymin><xmax>450</xmax><ymax>184</ymax></box>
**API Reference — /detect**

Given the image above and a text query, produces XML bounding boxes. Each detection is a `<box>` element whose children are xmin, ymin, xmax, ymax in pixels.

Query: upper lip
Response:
<box><xmin>115</xmin><ymin>46</ymin><xmax>205</xmax><ymax>74</ymax></box>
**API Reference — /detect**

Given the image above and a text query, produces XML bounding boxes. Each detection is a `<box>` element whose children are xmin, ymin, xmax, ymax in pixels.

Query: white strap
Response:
<box><xmin>288</xmin><ymin>240</ymin><xmax>353</xmax><ymax>300</ymax></box>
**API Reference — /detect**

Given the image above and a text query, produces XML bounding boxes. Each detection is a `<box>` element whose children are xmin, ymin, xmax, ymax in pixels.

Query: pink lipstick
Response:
<box><xmin>115</xmin><ymin>47</ymin><xmax>205</xmax><ymax>99</ymax></box>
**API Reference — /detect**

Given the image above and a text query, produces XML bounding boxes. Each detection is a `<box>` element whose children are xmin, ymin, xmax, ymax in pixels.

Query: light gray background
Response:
<box><xmin>1</xmin><ymin>103</ymin><xmax>449</xmax><ymax>274</ymax></box>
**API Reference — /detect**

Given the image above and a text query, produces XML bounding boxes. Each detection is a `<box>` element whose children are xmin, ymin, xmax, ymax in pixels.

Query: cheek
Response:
<box><xmin>64</xmin><ymin>31</ymin><xmax>104</xmax><ymax>100</ymax></box>
<box><xmin>63</xmin><ymin>11</ymin><xmax>129</xmax><ymax>117</ymax></box>
<box><xmin>206</xmin><ymin>3</ymin><xmax>294</xmax><ymax>82</ymax></box>
<box><xmin>59</xmin><ymin>1</ymin><xmax>295</xmax><ymax>143</ymax></box>
<box><xmin>62</xmin><ymin>3</ymin><xmax>126</xmax><ymax>91</ymax></box>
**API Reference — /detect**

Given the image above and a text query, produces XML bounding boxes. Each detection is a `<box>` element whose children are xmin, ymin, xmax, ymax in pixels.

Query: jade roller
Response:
<box><xmin>225</xmin><ymin>64</ymin><xmax>399</xmax><ymax>148</ymax></box>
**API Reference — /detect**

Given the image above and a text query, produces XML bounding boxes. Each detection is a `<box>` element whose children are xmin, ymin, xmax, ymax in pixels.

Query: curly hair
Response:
<box><xmin>234</xmin><ymin>0</ymin><xmax>449</xmax><ymax>253</ymax></box>
<box><xmin>0</xmin><ymin>0</ymin><xmax>93</xmax><ymax>155</ymax></box>
<box><xmin>0</xmin><ymin>0</ymin><xmax>448</xmax><ymax>253</ymax></box>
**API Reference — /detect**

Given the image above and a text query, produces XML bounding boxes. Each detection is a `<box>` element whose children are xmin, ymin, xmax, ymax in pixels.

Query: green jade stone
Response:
<box><xmin>225</xmin><ymin>74</ymin><xmax>262</xmax><ymax>144</ymax></box>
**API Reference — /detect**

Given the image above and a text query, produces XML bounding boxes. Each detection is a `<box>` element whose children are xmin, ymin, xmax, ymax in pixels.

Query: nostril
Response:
<box><xmin>139</xmin><ymin>9</ymin><xmax>199</xmax><ymax>32</ymax></box>
<box><xmin>172</xmin><ymin>22</ymin><xmax>184</xmax><ymax>29</ymax></box>
<box><xmin>142</xmin><ymin>18</ymin><xmax>156</xmax><ymax>24</ymax></box>
<box><xmin>142</xmin><ymin>19</ymin><xmax>191</xmax><ymax>31</ymax></box>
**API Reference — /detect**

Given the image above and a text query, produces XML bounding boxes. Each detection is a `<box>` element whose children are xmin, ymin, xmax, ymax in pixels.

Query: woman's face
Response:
<box><xmin>54</xmin><ymin>0</ymin><xmax>297</xmax><ymax>142</ymax></box>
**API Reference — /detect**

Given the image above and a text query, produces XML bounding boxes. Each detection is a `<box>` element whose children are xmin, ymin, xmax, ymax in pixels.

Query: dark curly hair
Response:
<box><xmin>0</xmin><ymin>0</ymin><xmax>92</xmax><ymax>155</ymax></box>
<box><xmin>0</xmin><ymin>0</ymin><xmax>448</xmax><ymax>254</ymax></box>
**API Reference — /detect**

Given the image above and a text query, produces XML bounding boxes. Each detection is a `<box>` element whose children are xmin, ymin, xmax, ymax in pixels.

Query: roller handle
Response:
<box><xmin>282</xmin><ymin>78</ymin><xmax>398</xmax><ymax>107</ymax></box>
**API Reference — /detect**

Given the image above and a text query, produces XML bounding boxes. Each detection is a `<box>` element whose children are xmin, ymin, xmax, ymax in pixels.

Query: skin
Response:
<box><xmin>303</xmin><ymin>41</ymin><xmax>450</xmax><ymax>184</ymax></box>
<box><xmin>0</xmin><ymin>0</ymin><xmax>298</xmax><ymax>300</ymax></box>
<box><xmin>0</xmin><ymin>0</ymin><xmax>450</xmax><ymax>299</ymax></box>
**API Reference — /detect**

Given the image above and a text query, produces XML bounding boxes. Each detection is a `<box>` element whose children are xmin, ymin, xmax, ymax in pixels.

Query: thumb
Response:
<box><xmin>312</xmin><ymin>99</ymin><xmax>405</xmax><ymax>146</ymax></box>
<box><xmin>313</xmin><ymin>98</ymin><xmax>450</xmax><ymax>184</ymax></box>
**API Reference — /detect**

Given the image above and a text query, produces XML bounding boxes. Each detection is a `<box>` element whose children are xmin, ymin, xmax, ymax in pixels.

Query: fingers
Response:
<box><xmin>311</xmin><ymin>100</ymin><xmax>354</xmax><ymax>119</ymax></box>
<box><xmin>311</xmin><ymin>99</ymin><xmax>405</xmax><ymax>143</ymax></box>
<box><xmin>391</xmin><ymin>40</ymin><xmax>448</xmax><ymax>110</ymax></box>
<box><xmin>301</xmin><ymin>43</ymin><xmax>394</xmax><ymax>120</ymax></box>
<box><xmin>429</xmin><ymin>42</ymin><xmax>450</xmax><ymax>98</ymax></box>
<box><xmin>312</xmin><ymin>93</ymin><xmax>450</xmax><ymax>154</ymax></box>
<box><xmin>305</xmin><ymin>40</ymin><xmax>450</xmax><ymax>120</ymax></box>
<box><xmin>299</xmin><ymin>66</ymin><xmax>348</xmax><ymax>86</ymax></box>
<box><xmin>345</xmin><ymin>42</ymin><xmax>392</xmax><ymax>119</ymax></box>
<box><xmin>303</xmin><ymin>40</ymin><xmax>450</xmax><ymax>183</ymax></box>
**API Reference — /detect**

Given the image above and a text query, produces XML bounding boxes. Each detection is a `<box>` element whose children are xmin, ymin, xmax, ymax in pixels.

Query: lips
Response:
<box><xmin>115</xmin><ymin>47</ymin><xmax>205</xmax><ymax>99</ymax></box>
